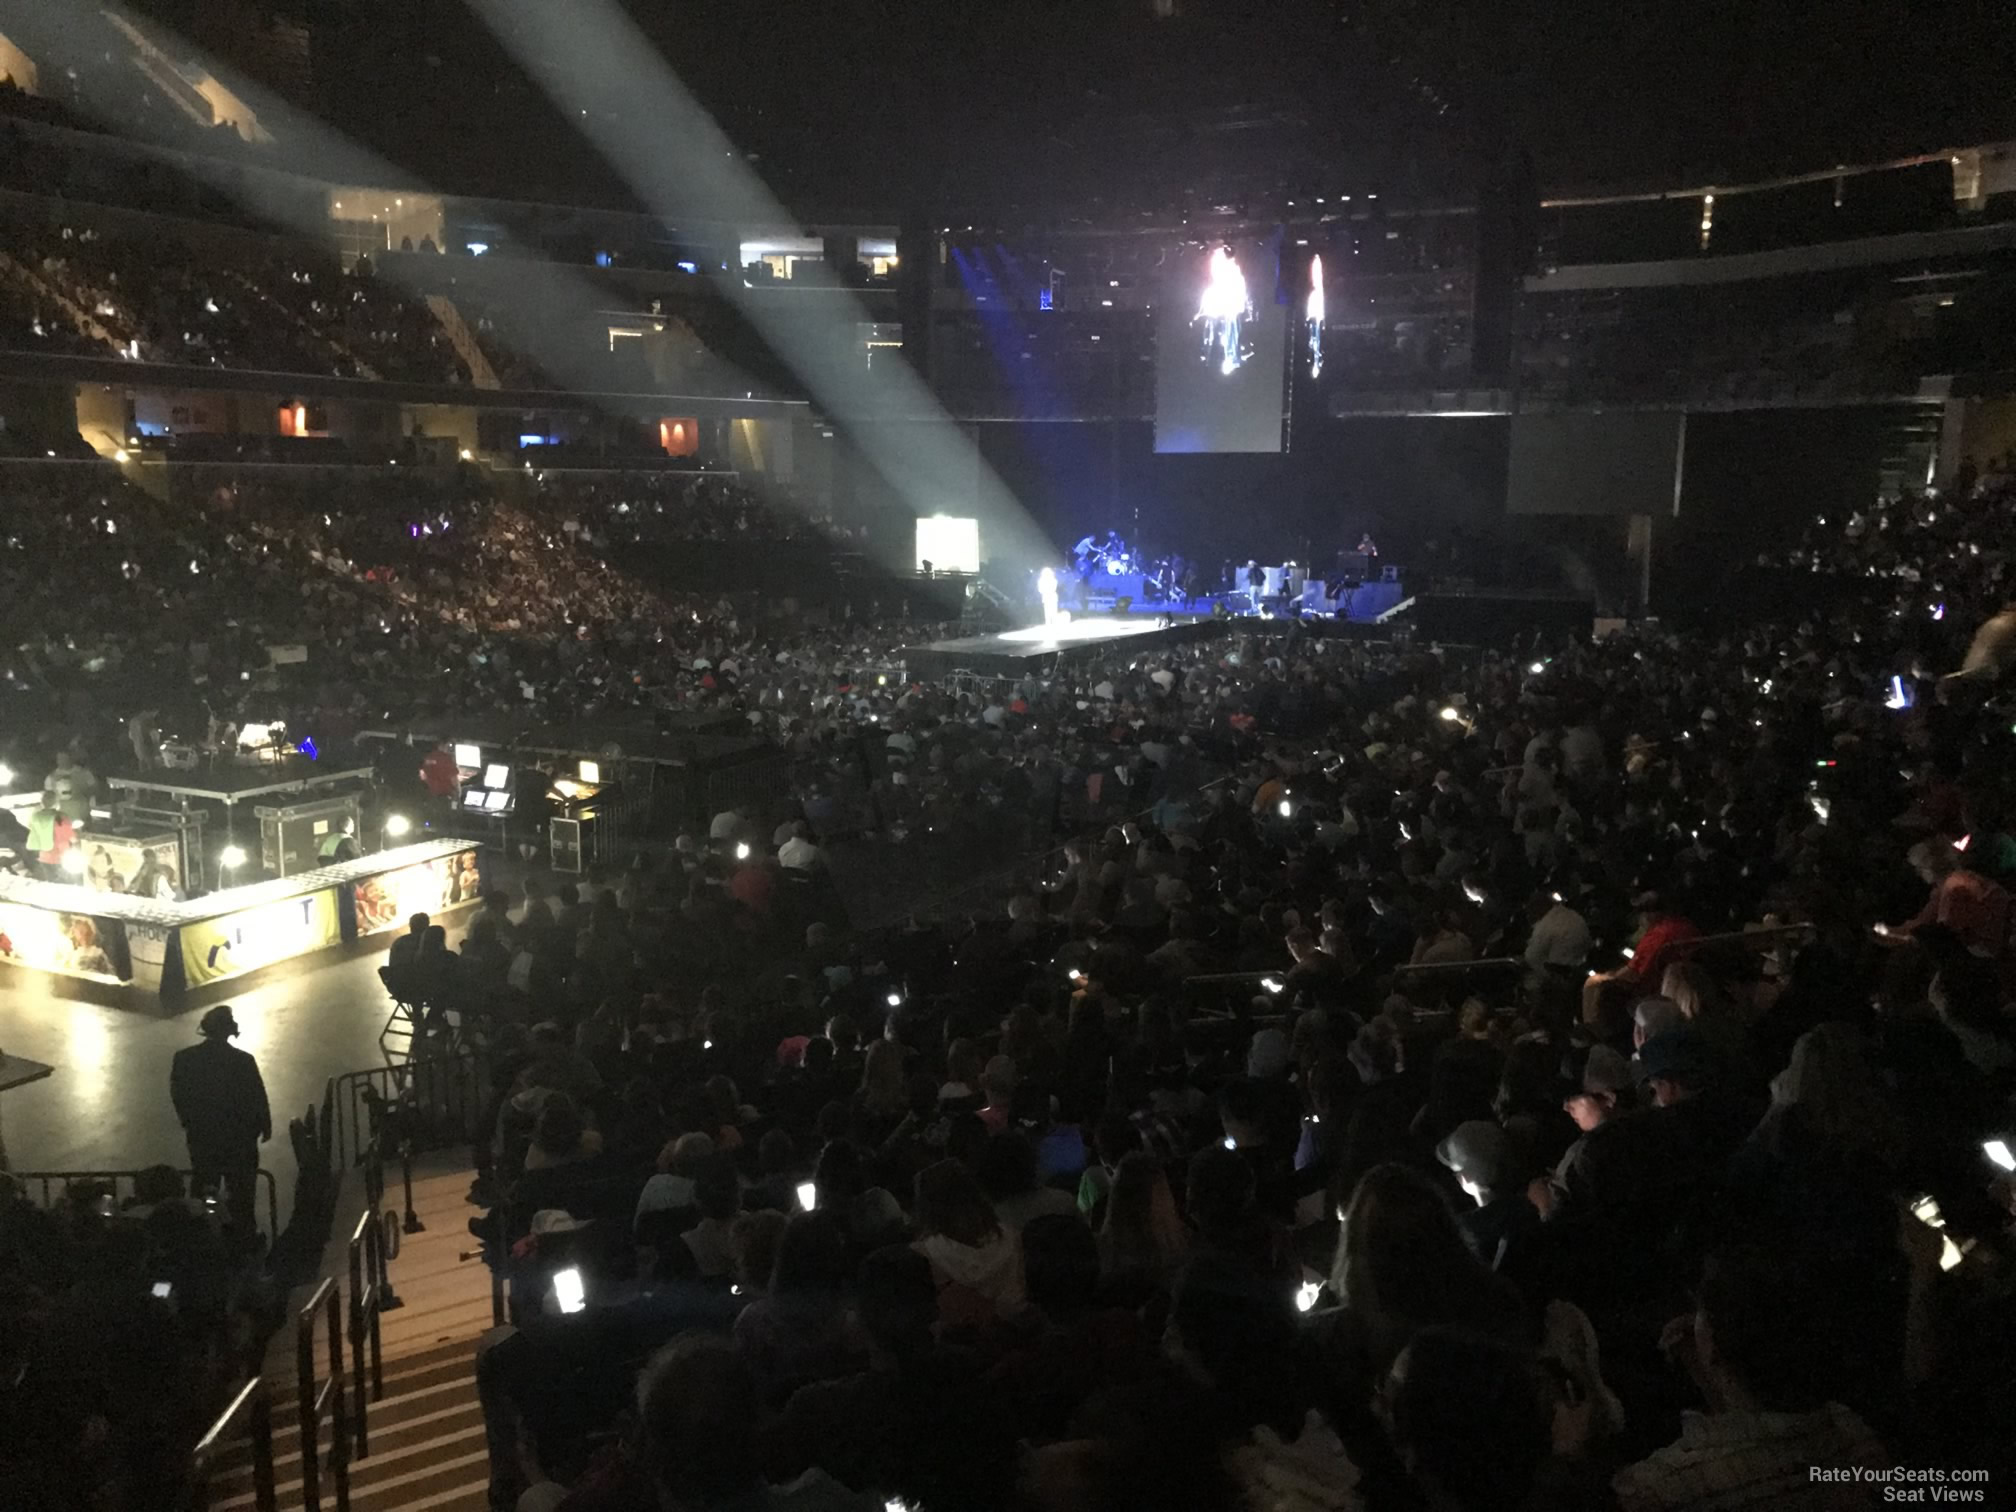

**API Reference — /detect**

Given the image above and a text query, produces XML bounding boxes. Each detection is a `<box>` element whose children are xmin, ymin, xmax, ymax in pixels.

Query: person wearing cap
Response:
<box><xmin>1637</xmin><ymin>1027</ymin><xmax>1762</xmax><ymax>1238</ymax></box>
<box><xmin>1635</xmin><ymin>1026</ymin><xmax>1717</xmax><ymax>1111</ymax></box>
<box><xmin>1435</xmin><ymin>1119</ymin><xmax>1537</xmax><ymax>1273</ymax></box>
<box><xmin>168</xmin><ymin>1005</ymin><xmax>271</xmax><ymax>1240</ymax></box>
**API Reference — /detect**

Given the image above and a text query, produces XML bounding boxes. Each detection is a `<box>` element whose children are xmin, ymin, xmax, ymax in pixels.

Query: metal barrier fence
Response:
<box><xmin>296</xmin><ymin>1277</ymin><xmax>352</xmax><ymax>1512</ymax></box>
<box><xmin>186</xmin><ymin>1376</ymin><xmax>276</xmax><ymax>1512</ymax></box>
<box><xmin>16</xmin><ymin>1167</ymin><xmax>280</xmax><ymax>1241</ymax></box>
<box><xmin>329</xmin><ymin>1050</ymin><xmax>483</xmax><ymax>1170</ymax></box>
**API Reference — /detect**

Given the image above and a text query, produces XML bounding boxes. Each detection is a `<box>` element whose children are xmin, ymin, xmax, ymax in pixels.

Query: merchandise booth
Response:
<box><xmin>0</xmin><ymin>759</ymin><xmax>484</xmax><ymax>1005</ymax></box>
<box><xmin>0</xmin><ymin>838</ymin><xmax>484</xmax><ymax>1004</ymax></box>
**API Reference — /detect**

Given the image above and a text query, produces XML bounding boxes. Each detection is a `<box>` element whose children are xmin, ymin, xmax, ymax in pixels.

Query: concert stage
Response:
<box><xmin>899</xmin><ymin>616</ymin><xmax>1229</xmax><ymax>680</ymax></box>
<box><xmin>1064</xmin><ymin>574</ymin><xmax>1409</xmax><ymax>624</ymax></box>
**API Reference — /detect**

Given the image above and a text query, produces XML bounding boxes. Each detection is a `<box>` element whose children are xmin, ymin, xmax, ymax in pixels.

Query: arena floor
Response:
<box><xmin>0</xmin><ymin>948</ymin><xmax>401</xmax><ymax>1222</ymax></box>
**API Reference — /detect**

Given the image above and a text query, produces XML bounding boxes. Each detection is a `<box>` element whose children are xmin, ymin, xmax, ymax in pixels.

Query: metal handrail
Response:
<box><xmin>460</xmin><ymin>1200</ymin><xmax>511</xmax><ymax>1328</ymax></box>
<box><xmin>295</xmin><ymin>1277</ymin><xmax>351</xmax><ymax>1512</ymax></box>
<box><xmin>318</xmin><ymin>1076</ymin><xmax>338</xmax><ymax>1183</ymax></box>
<box><xmin>345</xmin><ymin>1210</ymin><xmax>384</xmax><ymax>1459</ymax></box>
<box><xmin>187</xmin><ymin>1376</ymin><xmax>276</xmax><ymax>1512</ymax></box>
<box><xmin>16</xmin><ymin>1167</ymin><xmax>280</xmax><ymax>1240</ymax></box>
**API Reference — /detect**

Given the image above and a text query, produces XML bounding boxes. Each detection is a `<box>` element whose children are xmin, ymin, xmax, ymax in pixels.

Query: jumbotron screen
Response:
<box><xmin>1153</xmin><ymin>240</ymin><xmax>1287</xmax><ymax>455</ymax></box>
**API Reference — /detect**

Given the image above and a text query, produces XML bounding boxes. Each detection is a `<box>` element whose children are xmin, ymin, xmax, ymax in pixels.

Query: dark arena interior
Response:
<box><xmin>1</xmin><ymin>2</ymin><xmax>2016</xmax><ymax>1509</ymax></box>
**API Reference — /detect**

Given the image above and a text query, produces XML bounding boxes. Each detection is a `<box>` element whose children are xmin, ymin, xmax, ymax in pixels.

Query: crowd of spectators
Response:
<box><xmin>6</xmin><ymin>446</ymin><xmax>2016</xmax><ymax>1509</ymax></box>
<box><xmin>0</xmin><ymin>463</ymin><xmax>868</xmax><ymax>764</ymax></box>
<box><xmin>0</xmin><ymin>222</ymin><xmax>471</xmax><ymax>382</ymax></box>
<box><xmin>439</xmin><ymin>467</ymin><xmax>2016</xmax><ymax>1511</ymax></box>
<box><xmin>536</xmin><ymin>470</ymin><xmax>836</xmax><ymax>546</ymax></box>
<box><xmin>0</xmin><ymin>1165</ymin><xmax>275</xmax><ymax>1509</ymax></box>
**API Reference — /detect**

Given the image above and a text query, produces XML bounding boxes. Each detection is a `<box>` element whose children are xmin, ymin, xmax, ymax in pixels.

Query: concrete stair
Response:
<box><xmin>0</xmin><ymin>249</ymin><xmax>130</xmax><ymax>355</ymax></box>
<box><xmin>425</xmin><ymin>295</ymin><xmax>501</xmax><ymax>389</ymax></box>
<box><xmin>222</xmin><ymin>268</ymin><xmax>383</xmax><ymax>381</ymax></box>
<box><xmin>206</xmin><ymin>1167</ymin><xmax>496</xmax><ymax>1512</ymax></box>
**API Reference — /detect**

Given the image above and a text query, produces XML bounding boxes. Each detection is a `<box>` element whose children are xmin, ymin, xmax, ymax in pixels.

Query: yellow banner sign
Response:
<box><xmin>180</xmin><ymin>888</ymin><xmax>339</xmax><ymax>987</ymax></box>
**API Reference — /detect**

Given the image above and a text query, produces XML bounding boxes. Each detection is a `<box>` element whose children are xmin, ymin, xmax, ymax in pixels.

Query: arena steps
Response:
<box><xmin>0</xmin><ymin>248</ymin><xmax>130</xmax><ymax>355</ymax></box>
<box><xmin>207</xmin><ymin>1167</ymin><xmax>496</xmax><ymax>1511</ymax></box>
<box><xmin>222</xmin><ymin>268</ymin><xmax>384</xmax><ymax>383</ymax></box>
<box><xmin>425</xmin><ymin>295</ymin><xmax>502</xmax><ymax>390</ymax></box>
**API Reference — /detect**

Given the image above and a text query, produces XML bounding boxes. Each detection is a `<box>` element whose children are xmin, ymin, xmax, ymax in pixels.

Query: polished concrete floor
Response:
<box><xmin>0</xmin><ymin>947</ymin><xmax>403</xmax><ymax>1222</ymax></box>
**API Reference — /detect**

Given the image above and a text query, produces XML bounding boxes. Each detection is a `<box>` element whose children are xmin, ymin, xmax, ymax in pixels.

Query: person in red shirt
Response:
<box><xmin>1582</xmin><ymin>893</ymin><xmax>1701</xmax><ymax>1034</ymax></box>
<box><xmin>1883</xmin><ymin>837</ymin><xmax>2010</xmax><ymax>958</ymax></box>
<box><xmin>420</xmin><ymin>744</ymin><xmax>459</xmax><ymax>799</ymax></box>
<box><xmin>729</xmin><ymin>857</ymin><xmax>775</xmax><ymax>917</ymax></box>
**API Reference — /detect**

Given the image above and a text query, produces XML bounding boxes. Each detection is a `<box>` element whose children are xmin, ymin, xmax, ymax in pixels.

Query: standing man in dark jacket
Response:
<box><xmin>169</xmin><ymin>1005</ymin><xmax>271</xmax><ymax>1240</ymax></box>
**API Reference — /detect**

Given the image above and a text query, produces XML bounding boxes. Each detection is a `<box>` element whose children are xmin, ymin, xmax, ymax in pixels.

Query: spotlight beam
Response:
<box><xmin>466</xmin><ymin>0</ymin><xmax>1053</xmax><ymax>570</ymax></box>
<box><xmin>0</xmin><ymin>3</ymin><xmax>783</xmax><ymax>430</ymax></box>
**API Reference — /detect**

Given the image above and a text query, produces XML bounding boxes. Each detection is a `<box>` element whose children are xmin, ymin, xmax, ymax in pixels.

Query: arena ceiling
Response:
<box><xmin>70</xmin><ymin>0</ymin><xmax>2016</xmax><ymax>226</ymax></box>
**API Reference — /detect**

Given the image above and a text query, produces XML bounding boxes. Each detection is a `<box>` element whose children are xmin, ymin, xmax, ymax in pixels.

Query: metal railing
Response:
<box><xmin>1393</xmin><ymin>955</ymin><xmax>1524</xmax><ymax>974</ymax></box>
<box><xmin>295</xmin><ymin>1277</ymin><xmax>352</xmax><ymax>1512</ymax></box>
<box><xmin>345</xmin><ymin>1208</ymin><xmax>387</xmax><ymax>1459</ymax></box>
<box><xmin>186</xmin><ymin>1376</ymin><xmax>276</xmax><ymax>1512</ymax></box>
<box><xmin>330</xmin><ymin>1049</ymin><xmax>482</xmax><ymax>1170</ymax></box>
<box><xmin>16</xmin><ymin>1167</ymin><xmax>280</xmax><ymax>1241</ymax></box>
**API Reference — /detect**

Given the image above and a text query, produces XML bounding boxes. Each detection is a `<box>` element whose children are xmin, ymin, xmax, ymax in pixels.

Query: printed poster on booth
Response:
<box><xmin>351</xmin><ymin>854</ymin><xmax>481</xmax><ymax>936</ymax></box>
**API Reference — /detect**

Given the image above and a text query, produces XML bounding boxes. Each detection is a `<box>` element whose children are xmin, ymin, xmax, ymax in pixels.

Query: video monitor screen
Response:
<box><xmin>483</xmin><ymin>791</ymin><xmax>512</xmax><ymax>812</ymax></box>
<box><xmin>461</xmin><ymin>790</ymin><xmax>487</xmax><ymax>810</ymax></box>
<box><xmin>482</xmin><ymin>764</ymin><xmax>511</xmax><ymax>790</ymax></box>
<box><xmin>1153</xmin><ymin>240</ymin><xmax>1287</xmax><ymax>454</ymax></box>
<box><xmin>453</xmin><ymin>743</ymin><xmax>481</xmax><ymax>769</ymax></box>
<box><xmin>913</xmin><ymin>515</ymin><xmax>980</xmax><ymax>574</ymax></box>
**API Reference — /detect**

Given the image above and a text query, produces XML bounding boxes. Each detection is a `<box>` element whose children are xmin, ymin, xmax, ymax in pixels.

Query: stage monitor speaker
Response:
<box><xmin>1411</xmin><ymin>592</ymin><xmax>1593</xmax><ymax>645</ymax></box>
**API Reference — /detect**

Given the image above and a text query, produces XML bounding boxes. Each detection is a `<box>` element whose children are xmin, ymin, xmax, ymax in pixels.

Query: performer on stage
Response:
<box><xmin>1037</xmin><ymin>566</ymin><xmax>1060</xmax><ymax>626</ymax></box>
<box><xmin>1102</xmin><ymin>530</ymin><xmax>1128</xmax><ymax>576</ymax></box>
<box><xmin>1245</xmin><ymin>559</ymin><xmax>1265</xmax><ymax>614</ymax></box>
<box><xmin>1357</xmin><ymin>532</ymin><xmax>1380</xmax><ymax>563</ymax></box>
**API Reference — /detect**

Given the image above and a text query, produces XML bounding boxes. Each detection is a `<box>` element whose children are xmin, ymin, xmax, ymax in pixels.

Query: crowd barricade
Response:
<box><xmin>329</xmin><ymin>1049</ymin><xmax>483</xmax><ymax>1170</ymax></box>
<box><xmin>16</xmin><ymin>1166</ymin><xmax>280</xmax><ymax>1240</ymax></box>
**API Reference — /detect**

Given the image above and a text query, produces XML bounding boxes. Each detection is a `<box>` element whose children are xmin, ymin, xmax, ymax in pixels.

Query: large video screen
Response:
<box><xmin>1153</xmin><ymin>240</ymin><xmax>1287</xmax><ymax>455</ymax></box>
